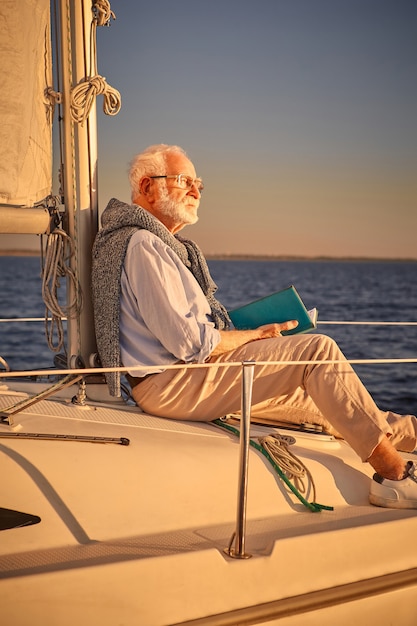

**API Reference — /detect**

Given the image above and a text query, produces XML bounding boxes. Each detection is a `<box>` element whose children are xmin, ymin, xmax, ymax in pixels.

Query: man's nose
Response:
<box><xmin>188</xmin><ymin>183</ymin><xmax>201</xmax><ymax>198</ymax></box>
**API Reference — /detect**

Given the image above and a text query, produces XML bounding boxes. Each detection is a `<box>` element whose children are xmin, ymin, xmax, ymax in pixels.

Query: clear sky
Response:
<box><xmin>2</xmin><ymin>0</ymin><xmax>416</xmax><ymax>258</ymax></box>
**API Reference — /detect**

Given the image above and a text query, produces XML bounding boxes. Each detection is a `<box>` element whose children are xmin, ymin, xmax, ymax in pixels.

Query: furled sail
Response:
<box><xmin>0</xmin><ymin>0</ymin><xmax>52</xmax><ymax>208</ymax></box>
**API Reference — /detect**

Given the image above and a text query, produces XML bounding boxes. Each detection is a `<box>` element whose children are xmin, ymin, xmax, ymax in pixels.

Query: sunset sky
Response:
<box><xmin>1</xmin><ymin>0</ymin><xmax>416</xmax><ymax>258</ymax></box>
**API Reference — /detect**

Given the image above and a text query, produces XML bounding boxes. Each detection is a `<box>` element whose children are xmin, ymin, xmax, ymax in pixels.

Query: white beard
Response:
<box><xmin>158</xmin><ymin>186</ymin><xmax>199</xmax><ymax>228</ymax></box>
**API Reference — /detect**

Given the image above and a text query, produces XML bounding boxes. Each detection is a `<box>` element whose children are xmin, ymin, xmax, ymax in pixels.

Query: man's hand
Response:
<box><xmin>257</xmin><ymin>320</ymin><xmax>299</xmax><ymax>338</ymax></box>
<box><xmin>210</xmin><ymin>320</ymin><xmax>299</xmax><ymax>357</ymax></box>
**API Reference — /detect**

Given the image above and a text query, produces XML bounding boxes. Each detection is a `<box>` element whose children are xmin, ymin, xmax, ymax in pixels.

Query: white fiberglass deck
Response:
<box><xmin>1</xmin><ymin>383</ymin><xmax>416</xmax><ymax>625</ymax></box>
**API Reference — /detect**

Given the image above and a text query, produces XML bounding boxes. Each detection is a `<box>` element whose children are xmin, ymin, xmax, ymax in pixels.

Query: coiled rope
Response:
<box><xmin>70</xmin><ymin>75</ymin><xmax>121</xmax><ymax>124</ymax></box>
<box><xmin>92</xmin><ymin>0</ymin><xmax>115</xmax><ymax>26</ymax></box>
<box><xmin>70</xmin><ymin>0</ymin><xmax>121</xmax><ymax>125</ymax></box>
<box><xmin>214</xmin><ymin>419</ymin><xmax>333</xmax><ymax>512</ymax></box>
<box><xmin>259</xmin><ymin>433</ymin><xmax>317</xmax><ymax>499</ymax></box>
<box><xmin>41</xmin><ymin>230</ymin><xmax>81</xmax><ymax>352</ymax></box>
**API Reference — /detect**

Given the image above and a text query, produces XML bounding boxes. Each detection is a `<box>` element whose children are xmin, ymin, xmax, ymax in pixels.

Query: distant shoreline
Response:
<box><xmin>205</xmin><ymin>254</ymin><xmax>417</xmax><ymax>263</ymax></box>
<box><xmin>1</xmin><ymin>250</ymin><xmax>416</xmax><ymax>262</ymax></box>
<box><xmin>0</xmin><ymin>250</ymin><xmax>41</xmax><ymax>257</ymax></box>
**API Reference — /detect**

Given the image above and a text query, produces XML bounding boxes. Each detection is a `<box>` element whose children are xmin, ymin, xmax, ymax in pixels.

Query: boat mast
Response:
<box><xmin>58</xmin><ymin>0</ymin><xmax>98</xmax><ymax>368</ymax></box>
<box><xmin>0</xmin><ymin>0</ymin><xmax>118</xmax><ymax>371</ymax></box>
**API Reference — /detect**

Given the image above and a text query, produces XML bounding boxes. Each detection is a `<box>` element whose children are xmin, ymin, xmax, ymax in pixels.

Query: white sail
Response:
<box><xmin>0</xmin><ymin>0</ymin><xmax>52</xmax><ymax>207</ymax></box>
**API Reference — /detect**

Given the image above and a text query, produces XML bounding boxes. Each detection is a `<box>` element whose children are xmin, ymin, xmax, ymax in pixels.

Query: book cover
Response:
<box><xmin>228</xmin><ymin>285</ymin><xmax>318</xmax><ymax>336</ymax></box>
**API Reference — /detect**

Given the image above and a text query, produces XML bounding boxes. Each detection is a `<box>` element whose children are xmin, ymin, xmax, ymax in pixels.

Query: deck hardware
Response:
<box><xmin>72</xmin><ymin>378</ymin><xmax>87</xmax><ymax>405</ymax></box>
<box><xmin>0</xmin><ymin>432</ymin><xmax>130</xmax><ymax>445</ymax></box>
<box><xmin>0</xmin><ymin>373</ymin><xmax>83</xmax><ymax>425</ymax></box>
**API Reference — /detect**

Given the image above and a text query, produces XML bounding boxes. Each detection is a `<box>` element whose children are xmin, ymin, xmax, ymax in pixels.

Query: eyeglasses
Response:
<box><xmin>149</xmin><ymin>174</ymin><xmax>204</xmax><ymax>193</ymax></box>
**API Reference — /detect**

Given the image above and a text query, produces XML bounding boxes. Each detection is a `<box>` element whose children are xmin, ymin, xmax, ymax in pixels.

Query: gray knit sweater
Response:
<box><xmin>91</xmin><ymin>198</ymin><xmax>230</xmax><ymax>396</ymax></box>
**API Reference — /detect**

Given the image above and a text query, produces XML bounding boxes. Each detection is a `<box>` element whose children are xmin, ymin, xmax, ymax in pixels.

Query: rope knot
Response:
<box><xmin>70</xmin><ymin>75</ymin><xmax>121</xmax><ymax>124</ymax></box>
<box><xmin>92</xmin><ymin>0</ymin><xmax>116</xmax><ymax>27</ymax></box>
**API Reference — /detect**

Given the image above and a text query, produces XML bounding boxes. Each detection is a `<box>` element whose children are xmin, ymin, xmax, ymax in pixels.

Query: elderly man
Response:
<box><xmin>92</xmin><ymin>143</ymin><xmax>417</xmax><ymax>509</ymax></box>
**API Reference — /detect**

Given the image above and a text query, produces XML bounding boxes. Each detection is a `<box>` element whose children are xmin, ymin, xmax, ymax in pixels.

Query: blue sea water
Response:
<box><xmin>0</xmin><ymin>256</ymin><xmax>416</xmax><ymax>415</ymax></box>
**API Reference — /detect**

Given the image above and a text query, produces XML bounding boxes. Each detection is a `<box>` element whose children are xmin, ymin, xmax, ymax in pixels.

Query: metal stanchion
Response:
<box><xmin>225</xmin><ymin>361</ymin><xmax>255</xmax><ymax>559</ymax></box>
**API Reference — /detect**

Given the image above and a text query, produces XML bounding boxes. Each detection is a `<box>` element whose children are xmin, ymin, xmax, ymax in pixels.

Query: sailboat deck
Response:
<box><xmin>1</xmin><ymin>383</ymin><xmax>416</xmax><ymax>624</ymax></box>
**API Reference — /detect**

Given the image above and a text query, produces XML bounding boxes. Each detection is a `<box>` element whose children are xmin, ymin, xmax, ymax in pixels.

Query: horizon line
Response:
<box><xmin>1</xmin><ymin>250</ymin><xmax>416</xmax><ymax>263</ymax></box>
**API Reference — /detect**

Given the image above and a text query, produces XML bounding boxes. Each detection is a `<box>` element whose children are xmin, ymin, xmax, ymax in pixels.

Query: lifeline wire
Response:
<box><xmin>0</xmin><ymin>357</ymin><xmax>416</xmax><ymax>379</ymax></box>
<box><xmin>2</xmin><ymin>319</ymin><xmax>416</xmax><ymax>325</ymax></box>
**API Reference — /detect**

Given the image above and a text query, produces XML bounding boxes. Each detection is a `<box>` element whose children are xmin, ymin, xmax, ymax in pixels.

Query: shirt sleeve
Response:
<box><xmin>122</xmin><ymin>230</ymin><xmax>221</xmax><ymax>363</ymax></box>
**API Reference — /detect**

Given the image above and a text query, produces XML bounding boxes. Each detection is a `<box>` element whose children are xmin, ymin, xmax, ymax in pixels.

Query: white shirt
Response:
<box><xmin>120</xmin><ymin>230</ymin><xmax>221</xmax><ymax>376</ymax></box>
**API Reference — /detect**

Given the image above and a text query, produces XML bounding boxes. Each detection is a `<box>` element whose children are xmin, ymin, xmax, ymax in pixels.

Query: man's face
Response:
<box><xmin>153</xmin><ymin>153</ymin><xmax>202</xmax><ymax>233</ymax></box>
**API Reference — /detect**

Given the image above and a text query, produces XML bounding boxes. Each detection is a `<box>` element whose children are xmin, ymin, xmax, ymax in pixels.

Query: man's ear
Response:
<box><xmin>139</xmin><ymin>176</ymin><xmax>152</xmax><ymax>196</ymax></box>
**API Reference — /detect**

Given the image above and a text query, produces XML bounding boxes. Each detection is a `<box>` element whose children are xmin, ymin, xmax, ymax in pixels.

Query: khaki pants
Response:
<box><xmin>132</xmin><ymin>333</ymin><xmax>417</xmax><ymax>462</ymax></box>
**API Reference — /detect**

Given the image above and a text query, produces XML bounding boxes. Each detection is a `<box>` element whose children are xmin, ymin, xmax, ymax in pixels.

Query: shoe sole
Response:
<box><xmin>369</xmin><ymin>494</ymin><xmax>417</xmax><ymax>509</ymax></box>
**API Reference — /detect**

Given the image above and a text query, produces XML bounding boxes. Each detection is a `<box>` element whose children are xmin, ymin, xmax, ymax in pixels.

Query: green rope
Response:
<box><xmin>213</xmin><ymin>419</ymin><xmax>333</xmax><ymax>512</ymax></box>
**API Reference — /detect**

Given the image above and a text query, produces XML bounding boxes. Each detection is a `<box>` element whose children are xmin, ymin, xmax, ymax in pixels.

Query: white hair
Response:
<box><xmin>128</xmin><ymin>144</ymin><xmax>188</xmax><ymax>202</ymax></box>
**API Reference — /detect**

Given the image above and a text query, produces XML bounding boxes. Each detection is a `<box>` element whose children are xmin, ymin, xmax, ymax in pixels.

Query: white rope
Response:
<box><xmin>45</xmin><ymin>86</ymin><xmax>62</xmax><ymax>124</ymax></box>
<box><xmin>70</xmin><ymin>75</ymin><xmax>121</xmax><ymax>124</ymax></box>
<box><xmin>41</xmin><ymin>230</ymin><xmax>81</xmax><ymax>352</ymax></box>
<box><xmin>70</xmin><ymin>0</ymin><xmax>121</xmax><ymax>125</ymax></box>
<box><xmin>258</xmin><ymin>433</ymin><xmax>317</xmax><ymax>500</ymax></box>
<box><xmin>92</xmin><ymin>0</ymin><xmax>115</xmax><ymax>26</ymax></box>
<box><xmin>45</xmin><ymin>86</ymin><xmax>62</xmax><ymax>105</ymax></box>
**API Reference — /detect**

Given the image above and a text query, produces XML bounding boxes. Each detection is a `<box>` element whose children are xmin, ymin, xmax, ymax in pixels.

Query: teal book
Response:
<box><xmin>228</xmin><ymin>285</ymin><xmax>318</xmax><ymax>336</ymax></box>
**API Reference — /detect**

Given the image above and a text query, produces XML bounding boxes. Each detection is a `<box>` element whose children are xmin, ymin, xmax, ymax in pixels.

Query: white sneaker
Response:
<box><xmin>369</xmin><ymin>461</ymin><xmax>417</xmax><ymax>509</ymax></box>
